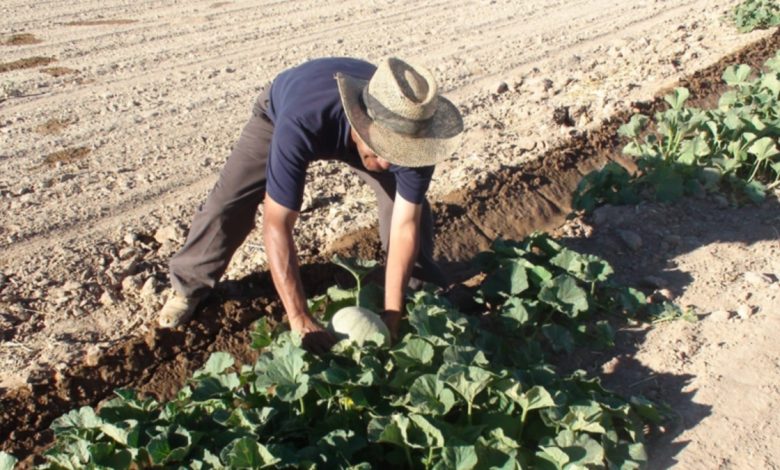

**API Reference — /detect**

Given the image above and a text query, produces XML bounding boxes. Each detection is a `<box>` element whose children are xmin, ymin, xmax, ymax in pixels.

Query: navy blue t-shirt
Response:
<box><xmin>265</xmin><ymin>57</ymin><xmax>435</xmax><ymax>211</ymax></box>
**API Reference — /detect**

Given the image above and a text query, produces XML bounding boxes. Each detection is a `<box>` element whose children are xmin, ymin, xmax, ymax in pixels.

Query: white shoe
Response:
<box><xmin>157</xmin><ymin>291</ymin><xmax>205</xmax><ymax>328</ymax></box>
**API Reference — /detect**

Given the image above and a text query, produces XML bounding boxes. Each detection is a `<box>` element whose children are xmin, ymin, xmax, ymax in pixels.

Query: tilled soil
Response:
<box><xmin>2</xmin><ymin>25</ymin><xmax>779</xmax><ymax>467</ymax></box>
<box><xmin>1</xmin><ymin>1</ymin><xmax>773</xmax><ymax>392</ymax></box>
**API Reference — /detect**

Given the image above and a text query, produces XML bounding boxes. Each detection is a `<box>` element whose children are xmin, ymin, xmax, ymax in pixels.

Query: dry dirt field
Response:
<box><xmin>1</xmin><ymin>0</ymin><xmax>779</xmax><ymax>467</ymax></box>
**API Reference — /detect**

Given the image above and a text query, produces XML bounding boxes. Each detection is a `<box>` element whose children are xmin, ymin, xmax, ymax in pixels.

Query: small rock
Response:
<box><xmin>121</xmin><ymin>275</ymin><xmax>143</xmax><ymax>293</ymax></box>
<box><xmin>100</xmin><ymin>290</ymin><xmax>116</xmax><ymax>306</ymax></box>
<box><xmin>708</xmin><ymin>310</ymin><xmax>732</xmax><ymax>322</ymax></box>
<box><xmin>121</xmin><ymin>259</ymin><xmax>140</xmax><ymax>276</ymax></box>
<box><xmin>601</xmin><ymin>357</ymin><xmax>621</xmax><ymax>374</ymax></box>
<box><xmin>495</xmin><ymin>81</ymin><xmax>509</xmax><ymax>94</ymax></box>
<box><xmin>552</xmin><ymin>106</ymin><xmax>574</xmax><ymax>126</ymax></box>
<box><xmin>140</xmin><ymin>277</ymin><xmax>158</xmax><ymax>298</ymax></box>
<box><xmin>154</xmin><ymin>225</ymin><xmax>181</xmax><ymax>244</ymax></box>
<box><xmin>118</xmin><ymin>247</ymin><xmax>136</xmax><ymax>259</ymax></box>
<box><xmin>744</xmin><ymin>272</ymin><xmax>773</xmax><ymax>285</ymax></box>
<box><xmin>737</xmin><ymin>304</ymin><xmax>755</xmax><ymax>319</ymax></box>
<box><xmin>618</xmin><ymin>230</ymin><xmax>643</xmax><ymax>251</ymax></box>
<box><xmin>649</xmin><ymin>288</ymin><xmax>674</xmax><ymax>304</ymax></box>
<box><xmin>542</xmin><ymin>79</ymin><xmax>554</xmax><ymax>92</ymax></box>
<box><xmin>124</xmin><ymin>232</ymin><xmax>138</xmax><ymax>246</ymax></box>
<box><xmin>83</xmin><ymin>345</ymin><xmax>101</xmax><ymax>367</ymax></box>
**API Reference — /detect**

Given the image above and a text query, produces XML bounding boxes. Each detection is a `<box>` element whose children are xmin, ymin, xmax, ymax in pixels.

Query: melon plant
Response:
<box><xmin>35</xmin><ymin>239</ymin><xmax>668</xmax><ymax>469</ymax></box>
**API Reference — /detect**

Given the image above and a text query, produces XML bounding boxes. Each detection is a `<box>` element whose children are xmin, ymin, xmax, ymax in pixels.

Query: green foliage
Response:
<box><xmin>473</xmin><ymin>233</ymin><xmax>672</xmax><ymax>354</ymax></box>
<box><xmin>574</xmin><ymin>52</ymin><xmax>780</xmax><ymax>210</ymax></box>
<box><xmin>40</xmin><ymin>240</ymin><xmax>666</xmax><ymax>469</ymax></box>
<box><xmin>733</xmin><ymin>0</ymin><xmax>780</xmax><ymax>32</ymax></box>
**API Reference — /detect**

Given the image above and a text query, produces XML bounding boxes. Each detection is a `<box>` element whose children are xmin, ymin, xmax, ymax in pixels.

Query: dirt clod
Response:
<box><xmin>0</xmin><ymin>56</ymin><xmax>55</xmax><ymax>73</ymax></box>
<box><xmin>40</xmin><ymin>147</ymin><xmax>91</xmax><ymax>167</ymax></box>
<box><xmin>2</xmin><ymin>33</ymin><xmax>41</xmax><ymax>46</ymax></box>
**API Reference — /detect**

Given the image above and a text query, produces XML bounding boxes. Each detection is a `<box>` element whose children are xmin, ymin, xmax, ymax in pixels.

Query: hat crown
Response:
<box><xmin>366</xmin><ymin>58</ymin><xmax>438</xmax><ymax>124</ymax></box>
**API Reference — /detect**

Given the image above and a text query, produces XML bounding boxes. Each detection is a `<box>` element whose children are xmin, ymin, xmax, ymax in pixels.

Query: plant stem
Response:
<box><xmin>467</xmin><ymin>401</ymin><xmax>473</xmax><ymax>426</ymax></box>
<box><xmin>404</xmin><ymin>446</ymin><xmax>414</xmax><ymax>469</ymax></box>
<box><xmin>518</xmin><ymin>408</ymin><xmax>528</xmax><ymax>439</ymax></box>
<box><xmin>299</xmin><ymin>397</ymin><xmax>305</xmax><ymax>415</ymax></box>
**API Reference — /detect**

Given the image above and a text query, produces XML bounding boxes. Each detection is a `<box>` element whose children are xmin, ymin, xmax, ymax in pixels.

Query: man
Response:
<box><xmin>158</xmin><ymin>57</ymin><xmax>463</xmax><ymax>352</ymax></box>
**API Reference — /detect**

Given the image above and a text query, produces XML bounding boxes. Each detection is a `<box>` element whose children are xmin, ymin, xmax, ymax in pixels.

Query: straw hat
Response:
<box><xmin>336</xmin><ymin>57</ymin><xmax>463</xmax><ymax>167</ymax></box>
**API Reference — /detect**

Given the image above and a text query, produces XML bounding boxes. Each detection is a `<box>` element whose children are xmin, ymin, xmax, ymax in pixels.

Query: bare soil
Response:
<box><xmin>1</xmin><ymin>1</ymin><xmax>779</xmax><ymax>467</ymax></box>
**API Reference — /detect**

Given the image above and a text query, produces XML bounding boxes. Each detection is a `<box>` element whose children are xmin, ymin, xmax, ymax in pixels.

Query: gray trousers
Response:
<box><xmin>169</xmin><ymin>86</ymin><xmax>444</xmax><ymax>298</ymax></box>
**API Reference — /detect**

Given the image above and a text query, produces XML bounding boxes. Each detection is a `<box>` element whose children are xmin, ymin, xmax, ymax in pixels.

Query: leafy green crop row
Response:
<box><xmin>574</xmin><ymin>51</ymin><xmax>780</xmax><ymax>211</ymax></box>
<box><xmin>13</xmin><ymin>234</ymin><xmax>668</xmax><ymax>469</ymax></box>
<box><xmin>733</xmin><ymin>0</ymin><xmax>780</xmax><ymax>33</ymax></box>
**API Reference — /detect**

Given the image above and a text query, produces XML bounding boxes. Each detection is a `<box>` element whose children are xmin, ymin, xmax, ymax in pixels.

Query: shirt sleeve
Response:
<box><xmin>265</xmin><ymin>117</ymin><xmax>316</xmax><ymax>211</ymax></box>
<box><xmin>391</xmin><ymin>165</ymin><xmax>435</xmax><ymax>204</ymax></box>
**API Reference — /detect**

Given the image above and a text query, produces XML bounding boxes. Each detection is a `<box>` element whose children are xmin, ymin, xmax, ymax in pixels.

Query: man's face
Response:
<box><xmin>351</xmin><ymin>128</ymin><xmax>391</xmax><ymax>172</ymax></box>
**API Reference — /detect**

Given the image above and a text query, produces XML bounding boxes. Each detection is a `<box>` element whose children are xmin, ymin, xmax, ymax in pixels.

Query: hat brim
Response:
<box><xmin>336</xmin><ymin>73</ymin><xmax>463</xmax><ymax>168</ymax></box>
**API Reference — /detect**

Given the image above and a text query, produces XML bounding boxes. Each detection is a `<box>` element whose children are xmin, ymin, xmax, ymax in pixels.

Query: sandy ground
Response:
<box><xmin>1</xmin><ymin>0</ymin><xmax>779</xmax><ymax>466</ymax></box>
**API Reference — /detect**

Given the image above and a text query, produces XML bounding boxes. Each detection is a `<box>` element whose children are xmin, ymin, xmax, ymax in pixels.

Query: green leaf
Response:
<box><xmin>550</xmin><ymin>249</ymin><xmax>613</xmax><ymax>283</ymax></box>
<box><xmin>505</xmin><ymin>384</ymin><xmax>556</xmax><ymax>413</ymax></box>
<box><xmin>678</xmin><ymin>135</ymin><xmax>711</xmax><ymax>165</ymax></box>
<box><xmin>664</xmin><ymin>87</ymin><xmax>690</xmax><ymax>110</ymax></box>
<box><xmin>368</xmin><ymin>414</ymin><xmax>445</xmax><ymax>449</ymax></box>
<box><xmin>542</xmin><ymin>323</ymin><xmax>575</xmax><ymax>353</ymax></box>
<box><xmin>538</xmin><ymin>275</ymin><xmax>589</xmax><ymax>318</ymax></box>
<box><xmin>499</xmin><ymin>297</ymin><xmax>534</xmax><ymax>328</ymax></box>
<box><xmin>630</xmin><ymin>396</ymin><xmax>664</xmax><ymax>424</ymax></box>
<box><xmin>442</xmin><ymin>345</ymin><xmax>489</xmax><ymax>366</ymax></box>
<box><xmin>408</xmin><ymin>414</ymin><xmax>446</xmax><ymax>448</ymax></box>
<box><xmin>748</xmin><ymin>137</ymin><xmax>780</xmax><ymax>161</ymax></box>
<box><xmin>220</xmin><ymin>437</ymin><xmax>280</xmax><ymax>469</ymax></box>
<box><xmin>593</xmin><ymin>320</ymin><xmax>615</xmax><ymax>349</ymax></box>
<box><xmin>254</xmin><ymin>335</ymin><xmax>309</xmax><ymax>402</ymax></box>
<box><xmin>605</xmin><ymin>441</ymin><xmax>648</xmax><ymax>469</ymax></box>
<box><xmin>480</xmin><ymin>260</ymin><xmax>529</xmax><ymax>299</ymax></box>
<box><xmin>332</xmin><ymin>255</ymin><xmax>379</xmax><ymax>283</ymax></box>
<box><xmin>617</xmin><ymin>114</ymin><xmax>649</xmax><ymax>138</ymax></box>
<box><xmin>250</xmin><ymin>318</ymin><xmax>273</xmax><ymax>350</ymax></box>
<box><xmin>557</xmin><ymin>401</ymin><xmax>606</xmax><ymax>433</ymax></box>
<box><xmin>0</xmin><ymin>452</ymin><xmax>18</xmax><ymax>470</ymax></box>
<box><xmin>191</xmin><ymin>374</ymin><xmax>241</xmax><ymax>401</ymax></box>
<box><xmin>761</xmin><ymin>73</ymin><xmax>780</xmax><ymax>95</ymax></box>
<box><xmin>194</xmin><ymin>352</ymin><xmax>234</xmax><ymax>378</ymax></box>
<box><xmin>434</xmin><ymin>446</ymin><xmax>478</xmax><ymax>470</ymax></box>
<box><xmin>723</xmin><ymin>64</ymin><xmax>752</xmax><ymax>87</ymax></box>
<box><xmin>317</xmin><ymin>429</ymin><xmax>367</xmax><ymax>462</ymax></box>
<box><xmin>537</xmin><ymin>430</ymin><xmax>605</xmax><ymax>468</ymax></box>
<box><xmin>535</xmin><ymin>446</ymin><xmax>570</xmax><ymax>470</ymax></box>
<box><xmin>391</xmin><ymin>337</ymin><xmax>435</xmax><ymax>369</ymax></box>
<box><xmin>327</xmin><ymin>285</ymin><xmax>356</xmax><ymax>302</ymax></box>
<box><xmin>51</xmin><ymin>406</ymin><xmax>103</xmax><ymax>434</ymax></box>
<box><xmin>647</xmin><ymin>164</ymin><xmax>685</xmax><ymax>202</ymax></box>
<box><xmin>406</xmin><ymin>374</ymin><xmax>457</xmax><ymax>416</ymax></box>
<box><xmin>615</xmin><ymin>287</ymin><xmax>646</xmax><ymax>315</ymax></box>
<box><xmin>146</xmin><ymin>426</ymin><xmax>194</xmax><ymax>465</ymax></box>
<box><xmin>439</xmin><ymin>364</ymin><xmax>494</xmax><ymax>407</ymax></box>
<box><xmin>743</xmin><ymin>180</ymin><xmax>767</xmax><ymax>203</ymax></box>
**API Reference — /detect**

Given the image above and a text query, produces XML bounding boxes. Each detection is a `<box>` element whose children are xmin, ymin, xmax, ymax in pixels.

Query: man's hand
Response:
<box><xmin>288</xmin><ymin>312</ymin><xmax>337</xmax><ymax>355</ymax></box>
<box><xmin>264</xmin><ymin>196</ymin><xmax>335</xmax><ymax>354</ymax></box>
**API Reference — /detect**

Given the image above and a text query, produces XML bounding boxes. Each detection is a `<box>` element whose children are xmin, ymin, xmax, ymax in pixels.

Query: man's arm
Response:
<box><xmin>382</xmin><ymin>193</ymin><xmax>423</xmax><ymax>338</ymax></box>
<box><xmin>263</xmin><ymin>195</ymin><xmax>335</xmax><ymax>353</ymax></box>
